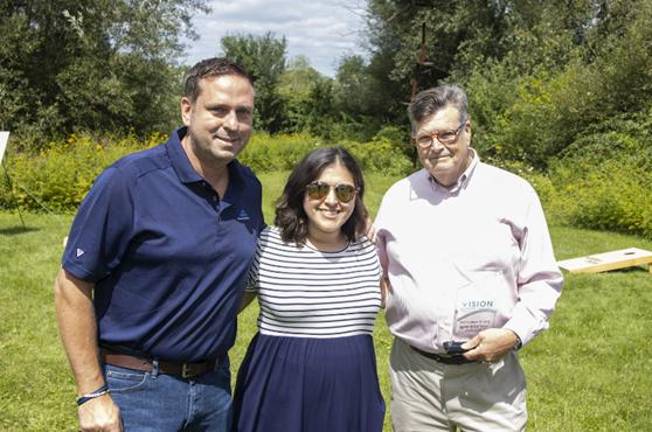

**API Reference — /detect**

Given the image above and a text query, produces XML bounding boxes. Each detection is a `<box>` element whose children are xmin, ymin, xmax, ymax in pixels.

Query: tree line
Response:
<box><xmin>2</xmin><ymin>0</ymin><xmax>651</xmax><ymax>170</ymax></box>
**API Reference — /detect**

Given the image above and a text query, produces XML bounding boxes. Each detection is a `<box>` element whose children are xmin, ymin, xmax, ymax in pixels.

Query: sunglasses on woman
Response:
<box><xmin>305</xmin><ymin>181</ymin><xmax>358</xmax><ymax>203</ymax></box>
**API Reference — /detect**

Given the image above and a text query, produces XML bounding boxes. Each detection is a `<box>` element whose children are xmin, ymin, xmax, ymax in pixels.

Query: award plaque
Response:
<box><xmin>452</xmin><ymin>303</ymin><xmax>497</xmax><ymax>340</ymax></box>
<box><xmin>451</xmin><ymin>271</ymin><xmax>501</xmax><ymax>340</ymax></box>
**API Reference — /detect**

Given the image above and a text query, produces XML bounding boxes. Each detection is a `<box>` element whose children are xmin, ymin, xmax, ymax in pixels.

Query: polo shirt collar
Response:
<box><xmin>223</xmin><ymin>160</ymin><xmax>246</xmax><ymax>203</ymax></box>
<box><xmin>166</xmin><ymin>126</ymin><xmax>247</xmax><ymax>188</ymax></box>
<box><xmin>167</xmin><ymin>127</ymin><xmax>203</xmax><ymax>184</ymax></box>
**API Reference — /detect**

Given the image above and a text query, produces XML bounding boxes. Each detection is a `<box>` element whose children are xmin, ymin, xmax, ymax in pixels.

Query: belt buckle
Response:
<box><xmin>181</xmin><ymin>363</ymin><xmax>194</xmax><ymax>379</ymax></box>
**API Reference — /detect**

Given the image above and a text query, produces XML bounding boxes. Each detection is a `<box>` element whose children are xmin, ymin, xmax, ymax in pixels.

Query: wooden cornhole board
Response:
<box><xmin>558</xmin><ymin>247</ymin><xmax>652</xmax><ymax>274</ymax></box>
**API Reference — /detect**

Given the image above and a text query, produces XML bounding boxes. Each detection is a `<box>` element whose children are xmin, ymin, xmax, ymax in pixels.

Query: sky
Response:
<box><xmin>181</xmin><ymin>0</ymin><xmax>369</xmax><ymax>77</ymax></box>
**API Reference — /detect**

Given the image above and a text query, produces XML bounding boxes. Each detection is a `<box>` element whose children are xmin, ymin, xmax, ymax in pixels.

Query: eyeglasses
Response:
<box><xmin>305</xmin><ymin>181</ymin><xmax>358</xmax><ymax>203</ymax></box>
<box><xmin>415</xmin><ymin>119</ymin><xmax>467</xmax><ymax>149</ymax></box>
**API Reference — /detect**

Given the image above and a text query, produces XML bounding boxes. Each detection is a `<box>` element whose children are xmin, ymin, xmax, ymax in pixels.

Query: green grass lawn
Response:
<box><xmin>1</xmin><ymin>171</ymin><xmax>651</xmax><ymax>431</ymax></box>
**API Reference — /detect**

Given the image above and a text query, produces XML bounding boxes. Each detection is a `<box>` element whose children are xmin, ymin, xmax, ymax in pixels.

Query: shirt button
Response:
<box><xmin>212</xmin><ymin>195</ymin><xmax>218</xmax><ymax>202</ymax></box>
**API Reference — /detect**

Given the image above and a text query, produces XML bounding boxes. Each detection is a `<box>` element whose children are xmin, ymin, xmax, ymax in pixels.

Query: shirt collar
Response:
<box><xmin>428</xmin><ymin>148</ymin><xmax>480</xmax><ymax>194</ymax></box>
<box><xmin>166</xmin><ymin>126</ymin><xmax>246</xmax><ymax>187</ymax></box>
<box><xmin>166</xmin><ymin>127</ymin><xmax>203</xmax><ymax>184</ymax></box>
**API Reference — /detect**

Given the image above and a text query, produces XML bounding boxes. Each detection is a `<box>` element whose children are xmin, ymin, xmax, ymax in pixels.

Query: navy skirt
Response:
<box><xmin>233</xmin><ymin>333</ymin><xmax>385</xmax><ymax>432</ymax></box>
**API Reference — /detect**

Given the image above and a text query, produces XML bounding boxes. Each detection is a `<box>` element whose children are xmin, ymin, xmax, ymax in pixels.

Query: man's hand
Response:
<box><xmin>78</xmin><ymin>394</ymin><xmax>122</xmax><ymax>431</ymax></box>
<box><xmin>364</xmin><ymin>217</ymin><xmax>376</xmax><ymax>242</ymax></box>
<box><xmin>54</xmin><ymin>269</ymin><xmax>119</xmax><ymax>431</ymax></box>
<box><xmin>461</xmin><ymin>328</ymin><xmax>519</xmax><ymax>363</ymax></box>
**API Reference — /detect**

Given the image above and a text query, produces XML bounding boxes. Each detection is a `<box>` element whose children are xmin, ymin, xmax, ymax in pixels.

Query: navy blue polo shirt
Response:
<box><xmin>62</xmin><ymin>127</ymin><xmax>264</xmax><ymax>362</ymax></box>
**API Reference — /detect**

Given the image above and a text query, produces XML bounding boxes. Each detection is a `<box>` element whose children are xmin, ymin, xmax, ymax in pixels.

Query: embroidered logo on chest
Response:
<box><xmin>236</xmin><ymin>209</ymin><xmax>250</xmax><ymax>221</ymax></box>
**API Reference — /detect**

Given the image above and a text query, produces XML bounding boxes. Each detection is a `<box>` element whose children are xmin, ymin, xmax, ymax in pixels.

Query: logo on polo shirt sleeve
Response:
<box><xmin>76</xmin><ymin>248</ymin><xmax>85</xmax><ymax>258</ymax></box>
<box><xmin>236</xmin><ymin>209</ymin><xmax>250</xmax><ymax>221</ymax></box>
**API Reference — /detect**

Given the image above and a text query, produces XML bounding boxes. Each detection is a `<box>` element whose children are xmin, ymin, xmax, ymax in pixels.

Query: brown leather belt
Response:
<box><xmin>101</xmin><ymin>349</ymin><xmax>218</xmax><ymax>379</ymax></box>
<box><xmin>410</xmin><ymin>346</ymin><xmax>476</xmax><ymax>365</ymax></box>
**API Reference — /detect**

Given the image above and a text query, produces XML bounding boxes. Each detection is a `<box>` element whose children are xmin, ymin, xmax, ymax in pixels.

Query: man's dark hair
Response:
<box><xmin>183</xmin><ymin>57</ymin><xmax>254</xmax><ymax>103</ymax></box>
<box><xmin>275</xmin><ymin>147</ymin><xmax>369</xmax><ymax>245</ymax></box>
<box><xmin>408</xmin><ymin>84</ymin><xmax>468</xmax><ymax>134</ymax></box>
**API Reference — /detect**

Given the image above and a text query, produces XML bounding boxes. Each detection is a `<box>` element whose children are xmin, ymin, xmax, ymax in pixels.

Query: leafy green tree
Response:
<box><xmin>277</xmin><ymin>56</ymin><xmax>326</xmax><ymax>132</ymax></box>
<box><xmin>331</xmin><ymin>55</ymin><xmax>387</xmax><ymax>140</ymax></box>
<box><xmin>361</xmin><ymin>1</ymin><xmax>613</xmax><ymax>120</ymax></box>
<box><xmin>333</xmin><ymin>56</ymin><xmax>383</xmax><ymax>118</ymax></box>
<box><xmin>361</xmin><ymin>0</ymin><xmax>652</xmax><ymax>167</ymax></box>
<box><xmin>221</xmin><ymin>32</ymin><xmax>288</xmax><ymax>133</ymax></box>
<box><xmin>303</xmin><ymin>78</ymin><xmax>337</xmax><ymax>138</ymax></box>
<box><xmin>467</xmin><ymin>0</ymin><xmax>652</xmax><ymax>167</ymax></box>
<box><xmin>363</xmin><ymin>0</ymin><xmax>513</xmax><ymax>120</ymax></box>
<box><xmin>0</xmin><ymin>0</ymin><xmax>209</xmax><ymax>148</ymax></box>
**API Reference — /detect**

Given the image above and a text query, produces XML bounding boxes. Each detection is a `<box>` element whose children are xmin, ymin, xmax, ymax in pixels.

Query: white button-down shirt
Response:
<box><xmin>375</xmin><ymin>151</ymin><xmax>563</xmax><ymax>353</ymax></box>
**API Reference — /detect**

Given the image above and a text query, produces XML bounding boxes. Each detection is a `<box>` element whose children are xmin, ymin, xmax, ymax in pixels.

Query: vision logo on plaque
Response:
<box><xmin>451</xmin><ymin>271</ymin><xmax>502</xmax><ymax>340</ymax></box>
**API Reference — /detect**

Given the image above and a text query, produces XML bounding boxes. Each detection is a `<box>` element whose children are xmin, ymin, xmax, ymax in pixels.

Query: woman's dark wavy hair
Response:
<box><xmin>275</xmin><ymin>147</ymin><xmax>368</xmax><ymax>245</ymax></box>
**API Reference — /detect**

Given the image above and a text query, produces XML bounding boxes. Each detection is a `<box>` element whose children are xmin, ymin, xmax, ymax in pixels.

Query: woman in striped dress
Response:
<box><xmin>233</xmin><ymin>147</ymin><xmax>385</xmax><ymax>431</ymax></box>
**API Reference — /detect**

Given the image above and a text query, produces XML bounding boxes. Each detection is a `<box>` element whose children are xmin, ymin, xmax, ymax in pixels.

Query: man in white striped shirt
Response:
<box><xmin>375</xmin><ymin>84</ymin><xmax>563</xmax><ymax>431</ymax></box>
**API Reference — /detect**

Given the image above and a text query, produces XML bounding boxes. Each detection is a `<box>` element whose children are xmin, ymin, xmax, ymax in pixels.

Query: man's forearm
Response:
<box><xmin>54</xmin><ymin>269</ymin><xmax>104</xmax><ymax>394</ymax></box>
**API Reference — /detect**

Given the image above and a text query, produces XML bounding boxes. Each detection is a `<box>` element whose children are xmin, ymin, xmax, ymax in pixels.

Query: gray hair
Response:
<box><xmin>408</xmin><ymin>84</ymin><xmax>468</xmax><ymax>135</ymax></box>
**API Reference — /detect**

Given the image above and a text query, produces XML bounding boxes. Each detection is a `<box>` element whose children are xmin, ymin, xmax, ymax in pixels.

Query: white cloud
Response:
<box><xmin>180</xmin><ymin>0</ymin><xmax>368</xmax><ymax>77</ymax></box>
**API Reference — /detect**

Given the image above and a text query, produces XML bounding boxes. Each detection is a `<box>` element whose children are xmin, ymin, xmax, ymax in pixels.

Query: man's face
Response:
<box><xmin>414</xmin><ymin>105</ymin><xmax>471</xmax><ymax>187</ymax></box>
<box><xmin>181</xmin><ymin>74</ymin><xmax>255</xmax><ymax>165</ymax></box>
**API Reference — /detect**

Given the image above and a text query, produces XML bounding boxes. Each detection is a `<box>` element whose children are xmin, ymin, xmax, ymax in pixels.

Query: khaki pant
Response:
<box><xmin>390</xmin><ymin>338</ymin><xmax>527</xmax><ymax>432</ymax></box>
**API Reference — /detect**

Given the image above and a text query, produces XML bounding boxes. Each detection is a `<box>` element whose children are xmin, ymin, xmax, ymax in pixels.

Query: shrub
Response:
<box><xmin>460</xmin><ymin>1</ymin><xmax>652</xmax><ymax>170</ymax></box>
<box><xmin>485</xmin><ymin>125</ymin><xmax>652</xmax><ymax>241</ymax></box>
<box><xmin>0</xmin><ymin>131</ymin><xmax>414</xmax><ymax>212</ymax></box>
<box><xmin>0</xmin><ymin>133</ymin><xmax>162</xmax><ymax>212</ymax></box>
<box><xmin>237</xmin><ymin>130</ymin><xmax>414</xmax><ymax>177</ymax></box>
<box><xmin>341</xmin><ymin>136</ymin><xmax>413</xmax><ymax>177</ymax></box>
<box><xmin>238</xmin><ymin>133</ymin><xmax>322</xmax><ymax>172</ymax></box>
<box><xmin>547</xmin><ymin>127</ymin><xmax>652</xmax><ymax>239</ymax></box>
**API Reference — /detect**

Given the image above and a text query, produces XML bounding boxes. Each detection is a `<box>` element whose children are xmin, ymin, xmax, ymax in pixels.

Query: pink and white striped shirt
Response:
<box><xmin>375</xmin><ymin>151</ymin><xmax>563</xmax><ymax>353</ymax></box>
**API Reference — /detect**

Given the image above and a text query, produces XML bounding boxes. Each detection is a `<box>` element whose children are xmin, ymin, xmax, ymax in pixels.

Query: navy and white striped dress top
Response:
<box><xmin>235</xmin><ymin>226</ymin><xmax>386</xmax><ymax>431</ymax></box>
<box><xmin>246</xmin><ymin>225</ymin><xmax>383</xmax><ymax>337</ymax></box>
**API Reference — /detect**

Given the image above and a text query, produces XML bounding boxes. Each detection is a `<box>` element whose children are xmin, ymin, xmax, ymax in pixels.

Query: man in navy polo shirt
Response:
<box><xmin>54</xmin><ymin>58</ymin><xmax>264</xmax><ymax>431</ymax></box>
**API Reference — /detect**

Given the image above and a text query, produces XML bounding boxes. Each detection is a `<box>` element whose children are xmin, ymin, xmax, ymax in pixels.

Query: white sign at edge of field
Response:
<box><xmin>0</xmin><ymin>131</ymin><xmax>9</xmax><ymax>165</ymax></box>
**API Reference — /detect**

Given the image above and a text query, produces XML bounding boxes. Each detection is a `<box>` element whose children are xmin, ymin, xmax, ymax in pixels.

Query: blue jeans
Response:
<box><xmin>103</xmin><ymin>359</ymin><xmax>232</xmax><ymax>431</ymax></box>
